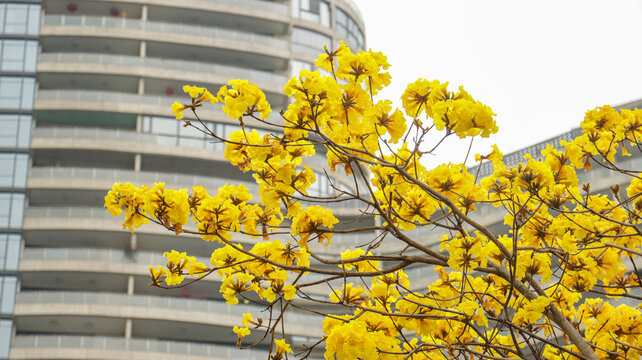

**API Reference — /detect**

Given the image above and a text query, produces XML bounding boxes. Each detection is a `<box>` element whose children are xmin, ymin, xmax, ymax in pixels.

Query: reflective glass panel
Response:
<box><xmin>0</xmin><ymin>320</ymin><xmax>11</xmax><ymax>358</ymax></box>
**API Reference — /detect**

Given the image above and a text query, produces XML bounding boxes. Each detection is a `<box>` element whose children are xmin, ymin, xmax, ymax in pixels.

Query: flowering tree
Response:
<box><xmin>105</xmin><ymin>42</ymin><xmax>642</xmax><ymax>360</ymax></box>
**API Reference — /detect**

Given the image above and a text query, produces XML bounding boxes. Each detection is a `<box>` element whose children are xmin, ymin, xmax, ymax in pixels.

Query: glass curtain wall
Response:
<box><xmin>0</xmin><ymin>2</ymin><xmax>40</xmax><ymax>358</ymax></box>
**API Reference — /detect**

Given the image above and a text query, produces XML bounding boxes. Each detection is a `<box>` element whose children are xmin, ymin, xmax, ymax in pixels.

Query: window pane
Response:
<box><xmin>27</xmin><ymin>5</ymin><xmax>41</xmax><ymax>35</ymax></box>
<box><xmin>0</xmin><ymin>277</ymin><xmax>16</xmax><ymax>314</ymax></box>
<box><xmin>10</xmin><ymin>193</ymin><xmax>25</xmax><ymax>229</ymax></box>
<box><xmin>5</xmin><ymin>5</ymin><xmax>27</xmax><ymax>34</ymax></box>
<box><xmin>0</xmin><ymin>155</ymin><xmax>13</xmax><ymax>187</ymax></box>
<box><xmin>20</xmin><ymin>78</ymin><xmax>35</xmax><ymax>109</ymax></box>
<box><xmin>1</xmin><ymin>40</ymin><xmax>25</xmax><ymax>72</ymax></box>
<box><xmin>0</xmin><ymin>5</ymin><xmax>5</xmax><ymax>34</ymax></box>
<box><xmin>320</xmin><ymin>2</ymin><xmax>330</xmax><ymax>27</ymax></box>
<box><xmin>0</xmin><ymin>320</ymin><xmax>11</xmax><ymax>358</ymax></box>
<box><xmin>17</xmin><ymin>115</ymin><xmax>32</xmax><ymax>149</ymax></box>
<box><xmin>24</xmin><ymin>41</ymin><xmax>38</xmax><ymax>72</ymax></box>
<box><xmin>0</xmin><ymin>78</ymin><xmax>36</xmax><ymax>110</ymax></box>
<box><xmin>4</xmin><ymin>235</ymin><xmax>20</xmax><ymax>270</ymax></box>
<box><xmin>151</xmin><ymin>117</ymin><xmax>177</xmax><ymax>135</ymax></box>
<box><xmin>0</xmin><ymin>194</ymin><xmax>9</xmax><ymax>227</ymax></box>
<box><xmin>14</xmin><ymin>154</ymin><xmax>28</xmax><ymax>188</ymax></box>
<box><xmin>0</xmin><ymin>115</ymin><xmax>18</xmax><ymax>148</ymax></box>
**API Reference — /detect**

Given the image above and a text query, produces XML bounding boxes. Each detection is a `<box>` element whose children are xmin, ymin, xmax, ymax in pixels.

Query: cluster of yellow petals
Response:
<box><xmin>563</xmin><ymin>105</ymin><xmax>642</xmax><ymax>169</ymax></box>
<box><xmin>402</xmin><ymin>79</ymin><xmax>498</xmax><ymax>138</ymax></box>
<box><xmin>171</xmin><ymin>82</ymin><xmax>270</xmax><ymax>121</ymax></box>
<box><xmin>103</xmin><ymin>41</ymin><xmax>642</xmax><ymax>360</ymax></box>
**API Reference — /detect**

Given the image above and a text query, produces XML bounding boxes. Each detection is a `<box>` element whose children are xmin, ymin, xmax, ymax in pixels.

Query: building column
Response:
<box><xmin>124</xmin><ymin>319</ymin><xmax>132</xmax><ymax>339</ymax></box>
<box><xmin>139</xmin><ymin>41</ymin><xmax>146</xmax><ymax>58</ymax></box>
<box><xmin>127</xmin><ymin>275</ymin><xmax>135</xmax><ymax>296</ymax></box>
<box><xmin>130</xmin><ymin>233</ymin><xmax>138</xmax><ymax>251</ymax></box>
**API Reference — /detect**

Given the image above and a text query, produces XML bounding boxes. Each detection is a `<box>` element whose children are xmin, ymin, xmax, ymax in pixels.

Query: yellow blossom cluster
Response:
<box><xmin>103</xmin><ymin>41</ymin><xmax>642</xmax><ymax>360</ymax></box>
<box><xmin>563</xmin><ymin>105</ymin><xmax>642</xmax><ymax>169</ymax></box>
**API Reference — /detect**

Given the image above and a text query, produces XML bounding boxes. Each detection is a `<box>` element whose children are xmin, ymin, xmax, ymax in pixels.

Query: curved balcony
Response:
<box><xmin>11</xmin><ymin>334</ymin><xmax>268</xmax><ymax>360</ymax></box>
<box><xmin>22</xmin><ymin>206</ymin><xmax>377</xmax><ymax>251</ymax></box>
<box><xmin>38</xmin><ymin>53</ymin><xmax>289</xmax><ymax>95</ymax></box>
<box><xmin>22</xmin><ymin>247</ymin><xmax>207</xmax><ymax>269</ymax></box>
<box><xmin>337</xmin><ymin>0</ymin><xmax>365</xmax><ymax>27</ymax></box>
<box><xmin>28</xmin><ymin>167</ymin><xmax>259</xmax><ymax>194</ymax></box>
<box><xmin>19</xmin><ymin>247</ymin><xmax>330</xmax><ymax>298</ymax></box>
<box><xmin>14</xmin><ymin>291</ymin><xmax>323</xmax><ymax>338</ymax></box>
<box><xmin>34</xmin><ymin>90</ymin><xmax>231</xmax><ymax>122</ymax></box>
<box><xmin>29</xmin><ymin>126</ymin><xmax>359</xmax><ymax>194</ymax></box>
<box><xmin>41</xmin><ymin>15</ymin><xmax>289</xmax><ymax>59</ymax></box>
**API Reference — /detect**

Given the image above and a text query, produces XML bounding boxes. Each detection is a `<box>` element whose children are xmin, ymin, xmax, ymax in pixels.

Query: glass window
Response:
<box><xmin>0</xmin><ymin>234</ymin><xmax>20</xmax><ymax>271</ymax></box>
<box><xmin>27</xmin><ymin>5</ymin><xmax>40</xmax><ymax>35</ymax></box>
<box><xmin>290</xmin><ymin>60</ymin><xmax>313</xmax><ymax>78</ymax></box>
<box><xmin>292</xmin><ymin>27</ymin><xmax>332</xmax><ymax>56</ymax></box>
<box><xmin>4</xmin><ymin>4</ymin><xmax>27</xmax><ymax>34</ymax></box>
<box><xmin>1</xmin><ymin>40</ymin><xmax>24</xmax><ymax>72</ymax></box>
<box><xmin>0</xmin><ymin>276</ymin><xmax>17</xmax><ymax>314</ymax></box>
<box><xmin>0</xmin><ymin>153</ymin><xmax>28</xmax><ymax>188</ymax></box>
<box><xmin>0</xmin><ymin>320</ymin><xmax>11</xmax><ymax>358</ymax></box>
<box><xmin>0</xmin><ymin>40</ymin><xmax>38</xmax><ymax>73</ymax></box>
<box><xmin>0</xmin><ymin>3</ymin><xmax>41</xmax><ymax>36</ymax></box>
<box><xmin>292</xmin><ymin>0</ymin><xmax>330</xmax><ymax>27</ymax></box>
<box><xmin>150</xmin><ymin>116</ymin><xmax>177</xmax><ymax>136</ymax></box>
<box><xmin>0</xmin><ymin>115</ymin><xmax>31</xmax><ymax>149</ymax></box>
<box><xmin>0</xmin><ymin>193</ymin><xmax>25</xmax><ymax>229</ymax></box>
<box><xmin>0</xmin><ymin>77</ymin><xmax>36</xmax><ymax>110</ymax></box>
<box><xmin>335</xmin><ymin>8</ymin><xmax>365</xmax><ymax>51</ymax></box>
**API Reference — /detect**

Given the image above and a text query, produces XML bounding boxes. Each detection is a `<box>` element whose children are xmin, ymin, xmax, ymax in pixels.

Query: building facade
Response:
<box><xmin>0</xmin><ymin>0</ymin><xmax>366</xmax><ymax>359</ymax></box>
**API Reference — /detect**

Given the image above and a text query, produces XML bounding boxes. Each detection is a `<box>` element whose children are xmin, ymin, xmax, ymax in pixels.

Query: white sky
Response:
<box><xmin>351</xmin><ymin>0</ymin><xmax>642</xmax><ymax>166</ymax></box>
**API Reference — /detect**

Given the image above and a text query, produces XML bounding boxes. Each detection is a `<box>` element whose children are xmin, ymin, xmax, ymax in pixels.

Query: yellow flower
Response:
<box><xmin>274</xmin><ymin>338</ymin><xmax>293</xmax><ymax>356</ymax></box>
<box><xmin>291</xmin><ymin>206</ymin><xmax>339</xmax><ymax>247</ymax></box>
<box><xmin>282</xmin><ymin>284</ymin><xmax>297</xmax><ymax>301</ymax></box>
<box><xmin>513</xmin><ymin>296</ymin><xmax>551</xmax><ymax>326</ymax></box>
<box><xmin>233</xmin><ymin>325</ymin><xmax>250</xmax><ymax>339</ymax></box>
<box><xmin>183</xmin><ymin>85</ymin><xmax>205</xmax><ymax>99</ymax></box>
<box><xmin>241</xmin><ymin>313</ymin><xmax>253</xmax><ymax>327</ymax></box>
<box><xmin>217</xmin><ymin>79</ymin><xmax>271</xmax><ymax>120</ymax></box>
<box><xmin>171</xmin><ymin>101</ymin><xmax>187</xmax><ymax>120</ymax></box>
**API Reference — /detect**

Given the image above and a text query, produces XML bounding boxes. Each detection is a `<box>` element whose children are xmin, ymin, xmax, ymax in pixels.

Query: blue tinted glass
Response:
<box><xmin>0</xmin><ymin>277</ymin><xmax>16</xmax><ymax>314</ymax></box>
<box><xmin>0</xmin><ymin>40</ymin><xmax>25</xmax><ymax>72</ymax></box>
<box><xmin>17</xmin><ymin>115</ymin><xmax>32</xmax><ymax>148</ymax></box>
<box><xmin>4</xmin><ymin>234</ymin><xmax>20</xmax><ymax>270</ymax></box>
<box><xmin>13</xmin><ymin>154</ymin><xmax>28</xmax><ymax>188</ymax></box>
<box><xmin>0</xmin><ymin>155</ymin><xmax>14</xmax><ymax>187</ymax></box>
<box><xmin>0</xmin><ymin>194</ymin><xmax>10</xmax><ymax>227</ymax></box>
<box><xmin>0</xmin><ymin>5</ymin><xmax>5</xmax><ymax>34</ymax></box>
<box><xmin>20</xmin><ymin>78</ymin><xmax>35</xmax><ymax>109</ymax></box>
<box><xmin>0</xmin><ymin>320</ymin><xmax>11</xmax><ymax>358</ymax></box>
<box><xmin>9</xmin><ymin>193</ymin><xmax>24</xmax><ymax>229</ymax></box>
<box><xmin>4</xmin><ymin>5</ymin><xmax>27</xmax><ymax>34</ymax></box>
<box><xmin>0</xmin><ymin>115</ymin><xmax>19</xmax><ymax>148</ymax></box>
<box><xmin>0</xmin><ymin>78</ymin><xmax>21</xmax><ymax>109</ymax></box>
<box><xmin>27</xmin><ymin>5</ymin><xmax>40</xmax><ymax>35</ymax></box>
<box><xmin>24</xmin><ymin>41</ymin><xmax>37</xmax><ymax>72</ymax></box>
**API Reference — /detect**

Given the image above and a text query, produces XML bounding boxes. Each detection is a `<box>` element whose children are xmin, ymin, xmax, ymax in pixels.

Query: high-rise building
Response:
<box><xmin>0</xmin><ymin>1</ymin><xmax>366</xmax><ymax>359</ymax></box>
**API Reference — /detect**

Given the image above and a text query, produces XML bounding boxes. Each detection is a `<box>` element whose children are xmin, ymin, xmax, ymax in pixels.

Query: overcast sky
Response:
<box><xmin>351</xmin><ymin>0</ymin><xmax>642</xmax><ymax>165</ymax></box>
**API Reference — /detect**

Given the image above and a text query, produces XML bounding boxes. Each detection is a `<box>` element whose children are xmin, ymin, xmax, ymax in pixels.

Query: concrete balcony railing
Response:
<box><xmin>11</xmin><ymin>335</ymin><xmax>268</xmax><ymax>360</ymax></box>
<box><xmin>28</xmin><ymin>164</ymin><xmax>357</xmax><ymax>204</ymax></box>
<box><xmin>35</xmin><ymin>89</ymin><xmax>205</xmax><ymax>112</ymax></box>
<box><xmin>15</xmin><ymin>291</ymin><xmax>324</xmax><ymax>336</ymax></box>
<box><xmin>198</xmin><ymin>0</ymin><xmax>288</xmax><ymax>15</ymax></box>
<box><xmin>34</xmin><ymin>89</ymin><xmax>230</xmax><ymax>122</ymax></box>
<box><xmin>38</xmin><ymin>52</ymin><xmax>289</xmax><ymax>91</ymax></box>
<box><xmin>21</xmin><ymin>247</ymin><xmax>208</xmax><ymax>267</ymax></box>
<box><xmin>42</xmin><ymin>15</ymin><xmax>289</xmax><ymax>51</ymax></box>
<box><xmin>22</xmin><ymin>206</ymin><xmax>378</xmax><ymax>250</ymax></box>
<box><xmin>29</xmin><ymin>166</ymin><xmax>260</xmax><ymax>193</ymax></box>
